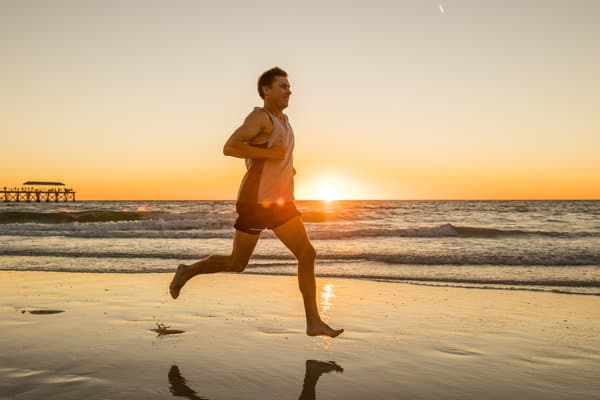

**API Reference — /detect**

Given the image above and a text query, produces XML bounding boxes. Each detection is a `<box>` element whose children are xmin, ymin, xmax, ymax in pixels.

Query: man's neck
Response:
<box><xmin>263</xmin><ymin>103</ymin><xmax>284</xmax><ymax>118</ymax></box>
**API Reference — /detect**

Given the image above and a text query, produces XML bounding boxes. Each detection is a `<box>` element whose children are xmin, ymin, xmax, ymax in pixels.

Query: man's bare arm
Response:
<box><xmin>223</xmin><ymin>110</ymin><xmax>285</xmax><ymax>160</ymax></box>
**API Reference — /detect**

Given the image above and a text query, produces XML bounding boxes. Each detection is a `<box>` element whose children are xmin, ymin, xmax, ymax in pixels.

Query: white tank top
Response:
<box><xmin>236</xmin><ymin>107</ymin><xmax>295</xmax><ymax>205</ymax></box>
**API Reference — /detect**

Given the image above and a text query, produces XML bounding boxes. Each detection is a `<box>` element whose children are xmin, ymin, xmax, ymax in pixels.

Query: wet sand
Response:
<box><xmin>1</xmin><ymin>271</ymin><xmax>599</xmax><ymax>399</ymax></box>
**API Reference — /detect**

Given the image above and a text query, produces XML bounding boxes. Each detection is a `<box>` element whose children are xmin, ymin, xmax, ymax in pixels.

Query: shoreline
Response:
<box><xmin>1</xmin><ymin>271</ymin><xmax>600</xmax><ymax>399</ymax></box>
<box><xmin>1</xmin><ymin>268</ymin><xmax>599</xmax><ymax>298</ymax></box>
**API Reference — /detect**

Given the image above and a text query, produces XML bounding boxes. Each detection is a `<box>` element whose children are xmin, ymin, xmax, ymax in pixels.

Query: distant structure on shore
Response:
<box><xmin>1</xmin><ymin>181</ymin><xmax>76</xmax><ymax>202</ymax></box>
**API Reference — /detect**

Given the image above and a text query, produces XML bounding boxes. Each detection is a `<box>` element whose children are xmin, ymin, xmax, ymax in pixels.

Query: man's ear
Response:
<box><xmin>261</xmin><ymin>84</ymin><xmax>271</xmax><ymax>98</ymax></box>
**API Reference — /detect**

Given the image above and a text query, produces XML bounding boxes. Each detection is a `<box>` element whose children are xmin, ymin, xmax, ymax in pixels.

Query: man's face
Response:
<box><xmin>264</xmin><ymin>76</ymin><xmax>291</xmax><ymax>109</ymax></box>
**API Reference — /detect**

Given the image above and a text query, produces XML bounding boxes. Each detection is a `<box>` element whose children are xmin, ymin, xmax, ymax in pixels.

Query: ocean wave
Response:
<box><xmin>0</xmin><ymin>219</ymin><xmax>230</xmax><ymax>236</ymax></box>
<box><xmin>317</xmin><ymin>224</ymin><xmax>600</xmax><ymax>239</ymax></box>
<box><xmin>245</xmin><ymin>271</ymin><xmax>600</xmax><ymax>291</ymax></box>
<box><xmin>2</xmin><ymin>249</ymin><xmax>599</xmax><ymax>266</ymax></box>
<box><xmin>0</xmin><ymin>210</ymin><xmax>166</xmax><ymax>224</ymax></box>
<box><xmin>1</xmin><ymin>220</ymin><xmax>599</xmax><ymax>239</ymax></box>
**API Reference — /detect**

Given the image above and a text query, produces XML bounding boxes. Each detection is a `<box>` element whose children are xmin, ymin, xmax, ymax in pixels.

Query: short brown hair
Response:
<box><xmin>257</xmin><ymin>67</ymin><xmax>287</xmax><ymax>99</ymax></box>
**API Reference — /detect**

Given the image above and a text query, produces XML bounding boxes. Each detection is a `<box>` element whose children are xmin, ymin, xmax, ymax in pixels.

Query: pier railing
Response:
<box><xmin>1</xmin><ymin>188</ymin><xmax>76</xmax><ymax>202</ymax></box>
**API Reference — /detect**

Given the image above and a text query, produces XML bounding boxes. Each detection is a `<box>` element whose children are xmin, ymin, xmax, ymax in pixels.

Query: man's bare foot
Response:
<box><xmin>306</xmin><ymin>360</ymin><xmax>344</xmax><ymax>376</ymax></box>
<box><xmin>169</xmin><ymin>264</ymin><xmax>190</xmax><ymax>299</ymax></box>
<box><xmin>306</xmin><ymin>321</ymin><xmax>344</xmax><ymax>338</ymax></box>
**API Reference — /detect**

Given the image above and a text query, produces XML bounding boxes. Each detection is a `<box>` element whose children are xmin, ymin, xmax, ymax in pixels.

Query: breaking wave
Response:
<box><xmin>1</xmin><ymin>217</ymin><xmax>598</xmax><ymax>240</ymax></box>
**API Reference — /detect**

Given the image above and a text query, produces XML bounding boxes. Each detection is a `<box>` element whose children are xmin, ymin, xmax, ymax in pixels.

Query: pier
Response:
<box><xmin>1</xmin><ymin>181</ymin><xmax>76</xmax><ymax>202</ymax></box>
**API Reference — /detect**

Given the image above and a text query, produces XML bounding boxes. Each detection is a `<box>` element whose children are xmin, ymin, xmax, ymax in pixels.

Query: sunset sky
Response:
<box><xmin>1</xmin><ymin>1</ymin><xmax>599</xmax><ymax>200</ymax></box>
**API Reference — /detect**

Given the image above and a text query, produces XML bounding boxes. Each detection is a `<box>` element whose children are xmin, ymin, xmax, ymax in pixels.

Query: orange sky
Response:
<box><xmin>2</xmin><ymin>1</ymin><xmax>599</xmax><ymax>200</ymax></box>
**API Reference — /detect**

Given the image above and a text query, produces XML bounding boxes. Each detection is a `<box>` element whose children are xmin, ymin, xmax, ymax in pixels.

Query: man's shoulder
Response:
<box><xmin>244</xmin><ymin>107</ymin><xmax>273</xmax><ymax>128</ymax></box>
<box><xmin>246</xmin><ymin>107</ymin><xmax>268</xmax><ymax>119</ymax></box>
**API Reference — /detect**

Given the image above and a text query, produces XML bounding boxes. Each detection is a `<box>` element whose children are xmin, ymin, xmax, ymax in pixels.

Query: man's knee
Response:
<box><xmin>228</xmin><ymin>257</ymin><xmax>249</xmax><ymax>272</ymax></box>
<box><xmin>297</xmin><ymin>243</ymin><xmax>316</xmax><ymax>263</ymax></box>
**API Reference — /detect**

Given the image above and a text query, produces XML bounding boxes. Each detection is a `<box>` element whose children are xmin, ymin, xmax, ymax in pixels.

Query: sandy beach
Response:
<box><xmin>1</xmin><ymin>271</ymin><xmax>599</xmax><ymax>399</ymax></box>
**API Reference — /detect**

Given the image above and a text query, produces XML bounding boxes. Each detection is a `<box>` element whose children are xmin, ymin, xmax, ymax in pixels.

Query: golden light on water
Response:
<box><xmin>312</xmin><ymin>283</ymin><xmax>338</xmax><ymax>349</ymax></box>
<box><xmin>320</xmin><ymin>283</ymin><xmax>336</xmax><ymax>314</ymax></box>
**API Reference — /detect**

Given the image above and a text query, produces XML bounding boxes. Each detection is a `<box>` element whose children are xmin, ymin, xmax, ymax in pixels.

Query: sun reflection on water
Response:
<box><xmin>313</xmin><ymin>283</ymin><xmax>339</xmax><ymax>350</ymax></box>
<box><xmin>320</xmin><ymin>283</ymin><xmax>336</xmax><ymax>314</ymax></box>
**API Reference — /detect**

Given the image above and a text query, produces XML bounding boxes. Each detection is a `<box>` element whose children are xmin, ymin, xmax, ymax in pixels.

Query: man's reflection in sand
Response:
<box><xmin>299</xmin><ymin>360</ymin><xmax>344</xmax><ymax>400</ymax></box>
<box><xmin>168</xmin><ymin>360</ymin><xmax>343</xmax><ymax>400</ymax></box>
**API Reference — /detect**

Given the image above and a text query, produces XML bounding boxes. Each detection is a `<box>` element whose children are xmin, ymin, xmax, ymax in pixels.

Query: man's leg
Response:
<box><xmin>272</xmin><ymin>216</ymin><xmax>344</xmax><ymax>338</ymax></box>
<box><xmin>169</xmin><ymin>229</ymin><xmax>260</xmax><ymax>299</ymax></box>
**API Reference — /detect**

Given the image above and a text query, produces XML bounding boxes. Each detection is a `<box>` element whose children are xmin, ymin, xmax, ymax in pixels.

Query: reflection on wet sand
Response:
<box><xmin>168</xmin><ymin>365</ymin><xmax>208</xmax><ymax>400</ymax></box>
<box><xmin>168</xmin><ymin>360</ymin><xmax>343</xmax><ymax>400</ymax></box>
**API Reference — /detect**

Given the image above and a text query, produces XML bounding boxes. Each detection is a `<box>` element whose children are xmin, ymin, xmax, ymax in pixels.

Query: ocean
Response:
<box><xmin>1</xmin><ymin>200</ymin><xmax>599</xmax><ymax>295</ymax></box>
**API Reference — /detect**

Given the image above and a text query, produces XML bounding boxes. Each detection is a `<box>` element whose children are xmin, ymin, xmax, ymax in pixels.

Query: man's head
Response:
<box><xmin>258</xmin><ymin>67</ymin><xmax>291</xmax><ymax>110</ymax></box>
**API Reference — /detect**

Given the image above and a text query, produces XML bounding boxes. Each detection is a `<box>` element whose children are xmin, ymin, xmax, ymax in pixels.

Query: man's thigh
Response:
<box><xmin>231</xmin><ymin>229</ymin><xmax>260</xmax><ymax>264</ymax></box>
<box><xmin>272</xmin><ymin>216</ymin><xmax>314</xmax><ymax>258</ymax></box>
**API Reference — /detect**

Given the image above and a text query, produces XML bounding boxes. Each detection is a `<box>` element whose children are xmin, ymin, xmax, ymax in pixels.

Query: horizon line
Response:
<box><xmin>68</xmin><ymin>198</ymin><xmax>600</xmax><ymax>202</ymax></box>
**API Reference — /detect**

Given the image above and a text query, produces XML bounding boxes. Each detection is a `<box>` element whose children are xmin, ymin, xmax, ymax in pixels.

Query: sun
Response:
<box><xmin>318</xmin><ymin>185</ymin><xmax>338</xmax><ymax>201</ymax></box>
<box><xmin>295</xmin><ymin>172</ymin><xmax>371</xmax><ymax>200</ymax></box>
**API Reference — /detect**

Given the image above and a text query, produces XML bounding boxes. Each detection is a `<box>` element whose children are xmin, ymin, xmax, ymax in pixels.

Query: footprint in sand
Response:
<box><xmin>434</xmin><ymin>346</ymin><xmax>481</xmax><ymax>356</ymax></box>
<box><xmin>258</xmin><ymin>326</ymin><xmax>296</xmax><ymax>335</ymax></box>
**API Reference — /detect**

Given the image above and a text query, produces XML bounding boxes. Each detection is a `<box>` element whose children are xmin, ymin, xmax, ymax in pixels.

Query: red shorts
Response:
<box><xmin>234</xmin><ymin>202</ymin><xmax>301</xmax><ymax>235</ymax></box>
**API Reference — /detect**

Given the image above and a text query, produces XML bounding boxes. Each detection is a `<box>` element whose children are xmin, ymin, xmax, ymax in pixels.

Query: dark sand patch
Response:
<box><xmin>27</xmin><ymin>310</ymin><xmax>65</xmax><ymax>315</ymax></box>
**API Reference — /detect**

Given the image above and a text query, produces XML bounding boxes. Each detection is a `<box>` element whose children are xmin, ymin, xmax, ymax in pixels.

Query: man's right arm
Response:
<box><xmin>223</xmin><ymin>110</ymin><xmax>285</xmax><ymax>160</ymax></box>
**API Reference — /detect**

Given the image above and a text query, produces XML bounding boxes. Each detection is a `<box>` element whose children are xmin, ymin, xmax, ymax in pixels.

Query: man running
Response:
<box><xmin>169</xmin><ymin>67</ymin><xmax>344</xmax><ymax>338</ymax></box>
